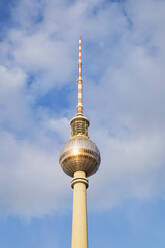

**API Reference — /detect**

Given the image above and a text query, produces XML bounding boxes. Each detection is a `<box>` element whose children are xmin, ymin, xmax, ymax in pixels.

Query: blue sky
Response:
<box><xmin>0</xmin><ymin>0</ymin><xmax>165</xmax><ymax>247</ymax></box>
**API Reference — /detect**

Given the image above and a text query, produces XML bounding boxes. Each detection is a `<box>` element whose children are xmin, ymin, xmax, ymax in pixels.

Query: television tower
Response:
<box><xmin>59</xmin><ymin>36</ymin><xmax>101</xmax><ymax>248</ymax></box>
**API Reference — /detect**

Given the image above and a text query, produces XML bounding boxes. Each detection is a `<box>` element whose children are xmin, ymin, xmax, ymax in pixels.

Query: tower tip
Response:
<box><xmin>77</xmin><ymin>36</ymin><xmax>83</xmax><ymax>114</ymax></box>
<box><xmin>79</xmin><ymin>35</ymin><xmax>82</xmax><ymax>40</ymax></box>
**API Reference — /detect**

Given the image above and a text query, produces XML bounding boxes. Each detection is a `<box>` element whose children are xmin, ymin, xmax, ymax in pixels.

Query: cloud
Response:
<box><xmin>86</xmin><ymin>0</ymin><xmax>165</xmax><ymax>209</ymax></box>
<box><xmin>0</xmin><ymin>65</ymin><xmax>30</xmax><ymax>131</ymax></box>
<box><xmin>0</xmin><ymin>127</ymin><xmax>72</xmax><ymax>218</ymax></box>
<box><xmin>0</xmin><ymin>0</ymin><xmax>165</xmax><ymax>217</ymax></box>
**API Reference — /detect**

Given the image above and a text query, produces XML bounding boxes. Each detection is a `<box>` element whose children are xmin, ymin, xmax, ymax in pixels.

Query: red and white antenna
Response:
<box><xmin>77</xmin><ymin>36</ymin><xmax>83</xmax><ymax>114</ymax></box>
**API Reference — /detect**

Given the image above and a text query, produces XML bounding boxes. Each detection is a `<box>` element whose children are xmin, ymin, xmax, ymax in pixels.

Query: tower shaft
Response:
<box><xmin>71</xmin><ymin>171</ymin><xmax>88</xmax><ymax>248</ymax></box>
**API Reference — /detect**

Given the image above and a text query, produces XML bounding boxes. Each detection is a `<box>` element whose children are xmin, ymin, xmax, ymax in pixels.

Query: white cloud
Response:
<box><xmin>0</xmin><ymin>0</ymin><xmax>165</xmax><ymax>217</ymax></box>
<box><xmin>0</xmin><ymin>65</ymin><xmax>31</xmax><ymax>131</ymax></box>
<box><xmin>86</xmin><ymin>0</ymin><xmax>165</xmax><ymax>209</ymax></box>
<box><xmin>0</xmin><ymin>129</ymin><xmax>71</xmax><ymax>218</ymax></box>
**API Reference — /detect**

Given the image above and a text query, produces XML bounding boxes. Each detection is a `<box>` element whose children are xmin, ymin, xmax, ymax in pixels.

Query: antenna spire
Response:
<box><xmin>77</xmin><ymin>36</ymin><xmax>83</xmax><ymax>114</ymax></box>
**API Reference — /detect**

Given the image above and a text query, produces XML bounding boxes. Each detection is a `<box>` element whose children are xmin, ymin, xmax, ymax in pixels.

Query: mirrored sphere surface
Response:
<box><xmin>59</xmin><ymin>137</ymin><xmax>100</xmax><ymax>177</ymax></box>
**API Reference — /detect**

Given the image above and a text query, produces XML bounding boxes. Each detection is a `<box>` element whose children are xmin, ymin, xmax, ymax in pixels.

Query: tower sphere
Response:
<box><xmin>59</xmin><ymin>136</ymin><xmax>100</xmax><ymax>177</ymax></box>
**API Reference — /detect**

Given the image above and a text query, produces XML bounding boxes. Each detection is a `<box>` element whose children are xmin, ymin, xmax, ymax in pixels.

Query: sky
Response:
<box><xmin>0</xmin><ymin>0</ymin><xmax>165</xmax><ymax>247</ymax></box>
